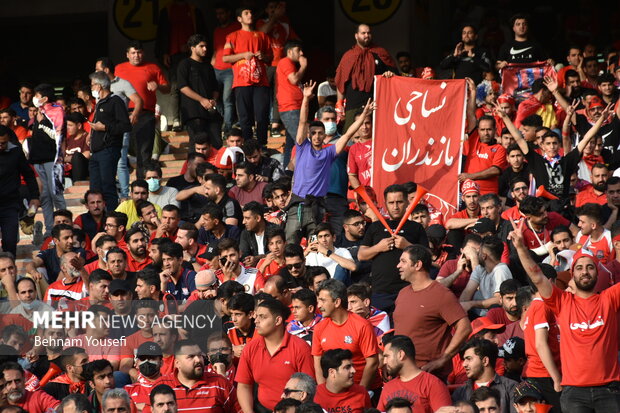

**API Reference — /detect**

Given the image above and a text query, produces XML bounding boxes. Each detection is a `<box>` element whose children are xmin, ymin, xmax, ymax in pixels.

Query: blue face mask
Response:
<box><xmin>147</xmin><ymin>178</ymin><xmax>161</xmax><ymax>192</ymax></box>
<box><xmin>323</xmin><ymin>121</ymin><xmax>337</xmax><ymax>136</ymax></box>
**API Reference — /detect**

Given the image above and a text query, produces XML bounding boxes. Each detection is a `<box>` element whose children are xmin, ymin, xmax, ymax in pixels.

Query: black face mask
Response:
<box><xmin>138</xmin><ymin>361</ymin><xmax>159</xmax><ymax>377</ymax></box>
<box><xmin>209</xmin><ymin>352</ymin><xmax>230</xmax><ymax>366</ymax></box>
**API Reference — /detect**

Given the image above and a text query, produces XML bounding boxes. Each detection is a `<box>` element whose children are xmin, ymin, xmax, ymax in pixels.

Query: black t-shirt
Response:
<box><xmin>498</xmin><ymin>165</ymin><xmax>530</xmax><ymax>206</ymax></box>
<box><xmin>183</xmin><ymin>299</ymin><xmax>222</xmax><ymax>352</ymax></box>
<box><xmin>37</xmin><ymin>247</ymin><xmax>87</xmax><ymax>283</ymax></box>
<box><xmin>525</xmin><ymin>148</ymin><xmax>581</xmax><ymax>197</ymax></box>
<box><xmin>177</xmin><ymin>57</ymin><xmax>218</xmax><ymax>121</ymax></box>
<box><xmin>576</xmin><ymin>114</ymin><xmax>620</xmax><ymax>154</ymax></box>
<box><xmin>497</xmin><ymin>39</ymin><xmax>546</xmax><ymax>63</ymax></box>
<box><xmin>336</xmin><ymin>235</ymin><xmax>371</xmax><ymax>284</ymax></box>
<box><xmin>166</xmin><ymin>175</ymin><xmax>204</xmax><ymax>222</ymax></box>
<box><xmin>217</xmin><ymin>195</ymin><xmax>243</xmax><ymax>226</ymax></box>
<box><xmin>344</xmin><ymin>52</ymin><xmax>394</xmax><ymax>110</ymax></box>
<box><xmin>167</xmin><ymin>174</ymin><xmax>197</xmax><ymax>192</ymax></box>
<box><xmin>360</xmin><ymin>219</ymin><xmax>428</xmax><ymax>295</ymax></box>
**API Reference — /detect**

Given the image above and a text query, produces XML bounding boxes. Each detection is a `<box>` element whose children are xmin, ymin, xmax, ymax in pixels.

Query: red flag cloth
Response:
<box><xmin>335</xmin><ymin>45</ymin><xmax>395</xmax><ymax>94</ymax></box>
<box><xmin>500</xmin><ymin>61</ymin><xmax>556</xmax><ymax>98</ymax></box>
<box><xmin>371</xmin><ymin>76</ymin><xmax>466</xmax><ymax>219</ymax></box>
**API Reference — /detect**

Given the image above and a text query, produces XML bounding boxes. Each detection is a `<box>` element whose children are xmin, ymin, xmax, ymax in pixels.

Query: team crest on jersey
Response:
<box><xmin>344</xmin><ymin>336</ymin><xmax>353</xmax><ymax>344</ymax></box>
<box><xmin>596</xmin><ymin>250</ymin><xmax>604</xmax><ymax>259</ymax></box>
<box><xmin>491</xmin><ymin>147</ymin><xmax>497</xmax><ymax>152</ymax></box>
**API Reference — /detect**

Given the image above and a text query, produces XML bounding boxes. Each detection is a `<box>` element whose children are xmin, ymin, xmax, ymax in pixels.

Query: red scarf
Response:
<box><xmin>51</xmin><ymin>374</ymin><xmax>86</xmax><ymax>394</ymax></box>
<box><xmin>583</xmin><ymin>154</ymin><xmax>604</xmax><ymax>170</ymax></box>
<box><xmin>335</xmin><ymin>44</ymin><xmax>395</xmax><ymax>94</ymax></box>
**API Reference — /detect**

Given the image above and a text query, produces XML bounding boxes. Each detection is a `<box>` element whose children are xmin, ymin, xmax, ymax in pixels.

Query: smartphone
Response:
<box><xmin>310</xmin><ymin>235</ymin><xmax>317</xmax><ymax>243</ymax></box>
<box><xmin>220</xmin><ymin>257</ymin><xmax>228</xmax><ymax>266</ymax></box>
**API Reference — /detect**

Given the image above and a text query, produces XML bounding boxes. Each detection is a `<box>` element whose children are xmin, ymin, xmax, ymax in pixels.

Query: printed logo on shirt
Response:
<box><xmin>344</xmin><ymin>335</ymin><xmax>353</xmax><ymax>344</ymax></box>
<box><xmin>510</xmin><ymin>46</ymin><xmax>533</xmax><ymax>55</ymax></box>
<box><xmin>284</xmin><ymin>361</ymin><xmax>291</xmax><ymax>365</ymax></box>
<box><xmin>325</xmin><ymin>407</ymin><xmax>353</xmax><ymax>413</ymax></box>
<box><xmin>570</xmin><ymin>315</ymin><xmax>605</xmax><ymax>331</ymax></box>
<box><xmin>476</xmin><ymin>151</ymin><xmax>489</xmax><ymax>159</ymax></box>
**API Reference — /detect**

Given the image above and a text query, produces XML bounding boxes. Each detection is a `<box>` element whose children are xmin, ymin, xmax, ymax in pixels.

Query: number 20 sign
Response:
<box><xmin>114</xmin><ymin>0</ymin><xmax>174</xmax><ymax>41</ymax></box>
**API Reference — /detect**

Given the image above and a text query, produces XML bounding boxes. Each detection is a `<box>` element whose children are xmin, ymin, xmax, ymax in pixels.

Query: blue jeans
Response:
<box><xmin>34</xmin><ymin>162</ymin><xmax>66</xmax><ymax>236</ymax></box>
<box><xmin>214</xmin><ymin>68</ymin><xmax>234</xmax><ymax>132</ymax></box>
<box><xmin>333</xmin><ymin>265</ymin><xmax>351</xmax><ymax>286</ymax></box>
<box><xmin>90</xmin><ymin>146</ymin><xmax>122</xmax><ymax>211</ymax></box>
<box><xmin>279</xmin><ymin>109</ymin><xmax>300</xmax><ymax>168</ymax></box>
<box><xmin>561</xmin><ymin>382</ymin><xmax>620</xmax><ymax>413</ymax></box>
<box><xmin>117</xmin><ymin>132</ymin><xmax>130</xmax><ymax>198</ymax></box>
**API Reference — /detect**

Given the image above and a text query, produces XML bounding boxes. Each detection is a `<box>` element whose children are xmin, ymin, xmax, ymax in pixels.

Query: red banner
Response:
<box><xmin>371</xmin><ymin>76</ymin><xmax>466</xmax><ymax>219</ymax></box>
<box><xmin>500</xmin><ymin>61</ymin><xmax>556</xmax><ymax>99</ymax></box>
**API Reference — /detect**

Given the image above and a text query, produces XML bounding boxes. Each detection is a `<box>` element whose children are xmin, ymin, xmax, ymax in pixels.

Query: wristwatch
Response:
<box><xmin>326</xmin><ymin>249</ymin><xmax>333</xmax><ymax>257</ymax></box>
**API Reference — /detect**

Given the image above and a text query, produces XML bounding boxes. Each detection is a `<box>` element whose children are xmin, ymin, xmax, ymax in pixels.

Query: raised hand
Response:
<box><xmin>302</xmin><ymin>80</ymin><xmax>316</xmax><ymax>98</ymax></box>
<box><xmin>543</xmin><ymin>76</ymin><xmax>559</xmax><ymax>94</ymax></box>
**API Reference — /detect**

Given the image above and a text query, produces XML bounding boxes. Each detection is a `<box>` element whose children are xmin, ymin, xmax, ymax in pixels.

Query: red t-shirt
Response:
<box><xmin>126</xmin><ymin>254</ymin><xmax>152</xmax><ymax>273</ymax></box>
<box><xmin>276</xmin><ymin>57</ymin><xmax>302</xmax><ymax>112</ymax></box>
<box><xmin>180</xmin><ymin>147</ymin><xmax>218</xmax><ymax>174</ymax></box>
<box><xmin>223</xmin><ymin>30</ymin><xmax>271</xmax><ymax>88</ymax></box>
<box><xmin>347</xmin><ymin>140</ymin><xmax>373</xmax><ymax>187</ymax></box>
<box><xmin>314</xmin><ymin>383</ymin><xmax>371</xmax><ymax>413</ymax></box>
<box><xmin>213</xmin><ymin>22</ymin><xmax>242</xmax><ymax>70</ymax></box>
<box><xmin>500</xmin><ymin>205</ymin><xmax>521</xmax><ymax>222</ymax></box>
<box><xmin>523</xmin><ymin>298</ymin><xmax>561</xmax><ymax>378</ymax></box>
<box><xmin>543</xmin><ymin>284</ymin><xmax>620</xmax><ymax>386</ymax></box>
<box><xmin>436</xmin><ymin>258</ymin><xmax>471</xmax><ymax>298</ymax></box>
<box><xmin>451</xmin><ymin>208</ymin><xmax>480</xmax><ymax>220</ymax></box>
<box><xmin>84</xmin><ymin>260</ymin><xmax>103</xmax><ymax>274</ymax></box>
<box><xmin>485</xmin><ymin>307</ymin><xmax>514</xmax><ymax>326</ymax></box>
<box><xmin>44</xmin><ymin>278</ymin><xmax>87</xmax><ymax>305</ymax></box>
<box><xmin>522</xmin><ymin>212</ymin><xmax>570</xmax><ymax>250</ymax></box>
<box><xmin>312</xmin><ymin>312</ymin><xmax>381</xmax><ymax>388</ymax></box>
<box><xmin>377</xmin><ymin>372</ymin><xmax>452</xmax><ymax>413</ymax></box>
<box><xmin>236</xmin><ymin>332</ymin><xmax>314</xmax><ymax>410</ymax></box>
<box><xmin>115</xmin><ymin>62</ymin><xmax>168</xmax><ymax>112</ymax></box>
<box><xmin>255</xmin><ymin>19</ymin><xmax>298</xmax><ymax>67</ymax></box>
<box><xmin>121</xmin><ymin>331</ymin><xmax>154</xmax><ymax>359</ymax></box>
<box><xmin>576</xmin><ymin>185</ymin><xmax>607</xmax><ymax>207</ymax></box>
<box><xmin>17</xmin><ymin>390</ymin><xmax>60</xmax><ymax>413</ymax></box>
<box><xmin>463</xmin><ymin>130</ymin><xmax>508</xmax><ymax>194</ymax></box>
<box><xmin>578</xmin><ymin>230</ymin><xmax>614</xmax><ymax>264</ymax></box>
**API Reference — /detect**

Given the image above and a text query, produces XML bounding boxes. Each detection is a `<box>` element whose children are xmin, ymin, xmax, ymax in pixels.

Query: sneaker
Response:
<box><xmin>33</xmin><ymin>221</ymin><xmax>44</xmax><ymax>247</ymax></box>
<box><xmin>27</xmin><ymin>204</ymin><xmax>37</xmax><ymax>217</ymax></box>
<box><xmin>20</xmin><ymin>218</ymin><xmax>33</xmax><ymax>235</ymax></box>
<box><xmin>172</xmin><ymin>120</ymin><xmax>182</xmax><ymax>132</ymax></box>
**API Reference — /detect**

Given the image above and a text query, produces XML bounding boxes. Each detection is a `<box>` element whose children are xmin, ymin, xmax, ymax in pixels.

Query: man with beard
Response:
<box><xmin>511</xmin><ymin>220</ymin><xmax>620</xmax><ymax>412</ymax></box>
<box><xmin>125</xmin><ymin>227</ymin><xmax>152</xmax><ymax>272</ymax></box>
<box><xmin>83</xmin><ymin>359</ymin><xmax>115</xmax><ymax>413</ymax></box>
<box><xmin>1</xmin><ymin>362</ymin><xmax>60</xmax><ymax>412</ymax></box>
<box><xmin>28</xmin><ymin>327</ymin><xmax>66</xmax><ymax>380</ymax></box>
<box><xmin>335</xmin><ymin>24</ymin><xmax>395</xmax><ymax>130</ymax></box>
<box><xmin>44</xmin><ymin>347</ymin><xmax>89</xmax><ymax>400</ymax></box>
<box><xmin>378</xmin><ymin>335</ymin><xmax>451</xmax><ymax>412</ymax></box>
<box><xmin>74</xmin><ymin>191</ymin><xmax>106</xmax><ymax>253</ymax></box>
<box><xmin>236</xmin><ymin>298</ymin><xmax>314</xmax><ymax>412</ymax></box>
<box><xmin>577</xmin><ymin>163</ymin><xmax>609</xmax><ymax>207</ymax></box>
<box><xmin>572</xmin><ymin>96</ymin><xmax>620</xmax><ymax>155</ymax></box>
<box><xmin>440</xmin><ymin>24</ymin><xmax>492</xmax><ymax>85</ymax></box>
<box><xmin>576</xmin><ymin>203</ymin><xmax>613</xmax><ymax>264</ymax></box>
<box><xmin>314</xmin><ymin>349</ymin><xmax>371</xmax><ymax>413</ymax></box>
<box><xmin>485</xmin><ymin>279</ymin><xmax>521</xmax><ymax>326</ymax></box>
<box><xmin>125</xmin><ymin>342</ymin><xmax>165</xmax><ymax>412</ymax></box>
<box><xmin>240</xmin><ymin>202</ymin><xmax>273</xmax><ymax>268</ymax></box>
<box><xmin>159</xmin><ymin>242</ymin><xmax>196</xmax><ymax>302</ymax></box>
<box><xmin>336</xmin><ymin>210</ymin><xmax>370</xmax><ymax>284</ymax></box>
<box><xmin>151</xmin><ymin>340</ymin><xmax>237</xmax><ymax>412</ymax></box>
<box><xmin>501</xmin><ymin>178</ymin><xmax>530</xmax><ymax>223</ymax></box>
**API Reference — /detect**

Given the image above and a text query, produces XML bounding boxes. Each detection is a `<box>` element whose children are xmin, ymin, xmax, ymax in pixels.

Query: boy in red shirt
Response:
<box><xmin>223</xmin><ymin>8</ymin><xmax>272</xmax><ymax>147</ymax></box>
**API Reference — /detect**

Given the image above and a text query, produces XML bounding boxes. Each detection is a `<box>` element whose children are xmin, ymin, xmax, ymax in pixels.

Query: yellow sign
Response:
<box><xmin>113</xmin><ymin>0</ymin><xmax>174</xmax><ymax>41</ymax></box>
<box><xmin>339</xmin><ymin>0</ymin><xmax>402</xmax><ymax>25</ymax></box>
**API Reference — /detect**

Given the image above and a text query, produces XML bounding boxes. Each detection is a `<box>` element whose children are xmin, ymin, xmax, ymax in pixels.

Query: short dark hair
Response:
<box><xmin>284</xmin><ymin>244</ymin><xmax>304</xmax><ymax>259</ymax></box>
<box><xmin>516</xmin><ymin>285</ymin><xmax>533</xmax><ymax>310</ymax></box>
<box><xmin>347</xmin><ymin>283</ymin><xmax>371</xmax><ymax>301</ymax></box>
<box><xmin>565</xmin><ymin>69</ymin><xmax>579</xmax><ymax>80</ymax></box>
<box><xmin>34</xmin><ymin>83</ymin><xmax>56</xmax><ymax>101</ymax></box>
<box><xmin>384</xmin><ymin>335</ymin><xmax>416</xmax><ymax>361</ymax></box>
<box><xmin>256</xmin><ymin>297</ymin><xmax>291</xmax><ymax>321</ymax></box>
<box><xmin>89</xmin><ymin>269</ymin><xmax>113</xmax><ymax>285</ymax></box>
<box><xmin>499</xmin><ymin>279</ymin><xmax>520</xmax><ymax>296</ymax></box>
<box><xmin>235</xmin><ymin>7</ymin><xmax>252</xmax><ymax>18</ymax></box>
<box><xmin>242</xmin><ymin>201</ymin><xmax>264</xmax><ymax>217</ymax></box>
<box><xmin>459</xmin><ymin>338</ymin><xmax>498</xmax><ymax>368</ymax></box>
<box><xmin>284</xmin><ymin>40</ymin><xmax>303</xmax><ymax>54</ymax></box>
<box><xmin>137</xmin><ymin>268</ymin><xmax>161</xmax><ymax>290</ymax></box>
<box><xmin>242</xmin><ymin>139</ymin><xmax>262</xmax><ymax>157</ymax></box>
<box><xmin>160</xmin><ymin>242</ymin><xmax>183</xmax><ymax>259</ymax></box>
<box><xmin>266</xmin><ymin>227</ymin><xmax>286</xmax><ymax>244</ymax></box>
<box><xmin>53</xmin><ymin>209</ymin><xmax>74</xmax><ymax>220</ymax></box>
<box><xmin>149</xmin><ymin>384</ymin><xmax>176</xmax><ymax>407</ymax></box>
<box><xmin>510</xmin><ymin>176</ymin><xmax>529</xmax><ymax>191</ymax></box>
<box><xmin>481</xmin><ymin>236</ymin><xmax>504</xmax><ymax>261</ymax></box>
<box><xmin>519</xmin><ymin>196</ymin><xmax>546</xmax><ymax>216</ymax></box>
<box><xmin>470</xmin><ymin>386</ymin><xmax>501</xmax><ymax>407</ymax></box>
<box><xmin>384</xmin><ymin>184</ymin><xmax>407</xmax><ymax>200</ymax></box>
<box><xmin>136</xmin><ymin>200</ymin><xmax>155</xmax><ymax>218</ymax></box>
<box><xmin>510</xmin><ymin>12</ymin><xmax>529</xmax><ymax>27</ymax></box>
<box><xmin>95</xmin><ymin>234</ymin><xmax>116</xmax><ymax>249</ymax></box>
<box><xmin>174</xmin><ymin>339</ymin><xmax>201</xmax><ymax>356</ymax></box>
<box><xmin>127</xmin><ymin>40</ymin><xmax>144</xmax><ymax>51</ymax></box>
<box><xmin>83</xmin><ymin>359</ymin><xmax>113</xmax><ymax>382</ymax></box>
<box><xmin>521</xmin><ymin>114</ymin><xmax>543</xmax><ymax>128</ymax></box>
<box><xmin>178</xmin><ymin>222</ymin><xmax>198</xmax><ymax>241</ymax></box>
<box><xmin>314</xmin><ymin>222</ymin><xmax>334</xmax><ymax>237</ymax></box>
<box><xmin>320</xmin><ymin>349</ymin><xmax>353</xmax><ymax>378</ymax></box>
<box><xmin>385</xmin><ymin>398</ymin><xmax>412</xmax><ymax>413</ymax></box>
<box><xmin>59</xmin><ymin>393</ymin><xmax>93</xmax><ymax>413</ymax></box>
<box><xmin>131</xmin><ymin>179</ymin><xmax>149</xmax><ymax>192</ymax></box>
<box><xmin>84</xmin><ymin>190</ymin><xmax>104</xmax><ymax>205</ymax></box>
<box><xmin>106</xmin><ymin>246</ymin><xmax>126</xmax><ymax>261</ymax></box>
<box><xmin>308</xmin><ymin>120</ymin><xmax>325</xmax><ymax>130</ymax></box>
<box><xmin>396</xmin><ymin>51</ymin><xmax>411</xmax><ymax>60</ymax></box>
<box><xmin>216</xmin><ymin>280</ymin><xmax>245</xmax><ymax>300</ymax></box>
<box><xmin>235</xmin><ymin>161</ymin><xmax>257</xmax><ymax>176</ymax></box>
<box><xmin>228</xmin><ymin>292</ymin><xmax>255</xmax><ymax>314</ymax></box>
<box><xmin>478</xmin><ymin>115</ymin><xmax>496</xmax><ymax>128</ymax></box>
<box><xmin>217</xmin><ymin>238</ymin><xmax>239</xmax><ymax>254</ymax></box>
<box><xmin>343</xmin><ymin>209</ymin><xmax>363</xmax><ymax>222</ymax></box>
<box><xmin>143</xmin><ymin>161</ymin><xmax>163</xmax><ymax>178</ymax></box>
<box><xmin>107</xmin><ymin>211</ymin><xmax>128</xmax><ymax>228</ymax></box>
<box><xmin>187</xmin><ymin>34</ymin><xmax>207</xmax><ymax>49</ymax></box>
<box><xmin>125</xmin><ymin>226</ymin><xmax>145</xmax><ymax>244</ymax></box>
<box><xmin>275</xmin><ymin>398</ymin><xmax>302</xmax><ymax>413</ymax></box>
<box><xmin>52</xmin><ymin>223</ymin><xmax>74</xmax><ymax>240</ymax></box>
<box><xmin>204</xmin><ymin>173</ymin><xmax>227</xmax><ymax>190</ymax></box>
<box><xmin>402</xmin><ymin>245</ymin><xmax>432</xmax><ymax>272</ymax></box>
<box><xmin>576</xmin><ymin>203</ymin><xmax>604</xmax><ymax>225</ymax></box>
<box><xmin>200</xmin><ymin>204</ymin><xmax>223</xmax><ymax>222</ymax></box>
<box><xmin>291</xmin><ymin>288</ymin><xmax>317</xmax><ymax>308</ymax></box>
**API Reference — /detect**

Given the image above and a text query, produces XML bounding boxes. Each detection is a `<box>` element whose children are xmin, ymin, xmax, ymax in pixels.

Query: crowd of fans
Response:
<box><xmin>0</xmin><ymin>2</ymin><xmax>619</xmax><ymax>413</ymax></box>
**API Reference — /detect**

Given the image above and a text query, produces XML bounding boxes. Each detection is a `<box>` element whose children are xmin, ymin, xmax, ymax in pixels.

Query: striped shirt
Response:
<box><xmin>44</xmin><ymin>277</ymin><xmax>88</xmax><ymax>306</ymax></box>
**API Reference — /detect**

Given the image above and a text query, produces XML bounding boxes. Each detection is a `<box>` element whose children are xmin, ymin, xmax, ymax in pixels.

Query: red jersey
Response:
<box><xmin>180</xmin><ymin>146</ymin><xmax>218</xmax><ymax>174</ymax></box>
<box><xmin>255</xmin><ymin>18</ymin><xmax>298</xmax><ymax>66</ymax></box>
<box><xmin>235</xmin><ymin>331</ymin><xmax>314</xmax><ymax>410</ymax></box>
<box><xmin>84</xmin><ymin>260</ymin><xmax>103</xmax><ymax>274</ymax></box>
<box><xmin>377</xmin><ymin>372</ymin><xmax>452</xmax><ymax>413</ymax></box>
<box><xmin>347</xmin><ymin>140</ymin><xmax>372</xmax><ymax>187</ymax></box>
<box><xmin>224</xmin><ymin>30</ymin><xmax>271</xmax><ymax>88</ymax></box>
<box><xmin>463</xmin><ymin>130</ymin><xmax>508</xmax><ymax>194</ymax></box>
<box><xmin>523</xmin><ymin>298</ymin><xmax>561</xmax><ymax>378</ymax></box>
<box><xmin>115</xmin><ymin>62</ymin><xmax>168</xmax><ymax>112</ymax></box>
<box><xmin>314</xmin><ymin>383</ymin><xmax>371</xmax><ymax>413</ymax></box>
<box><xmin>149</xmin><ymin>371</ymin><xmax>237</xmax><ymax>413</ymax></box>
<box><xmin>451</xmin><ymin>208</ymin><xmax>480</xmax><ymax>220</ymax></box>
<box><xmin>213</xmin><ymin>22</ymin><xmax>242</xmax><ymax>70</ymax></box>
<box><xmin>522</xmin><ymin>212</ymin><xmax>570</xmax><ymax>250</ymax></box>
<box><xmin>578</xmin><ymin>230</ymin><xmax>614</xmax><ymax>264</ymax></box>
<box><xmin>501</xmin><ymin>205</ymin><xmax>522</xmax><ymax>222</ymax></box>
<box><xmin>543</xmin><ymin>284</ymin><xmax>620</xmax><ymax>386</ymax></box>
<box><xmin>276</xmin><ymin>57</ymin><xmax>302</xmax><ymax>112</ymax></box>
<box><xmin>312</xmin><ymin>312</ymin><xmax>381</xmax><ymax>388</ymax></box>
<box><xmin>16</xmin><ymin>390</ymin><xmax>60</xmax><ymax>413</ymax></box>
<box><xmin>576</xmin><ymin>185</ymin><xmax>607</xmax><ymax>207</ymax></box>
<box><xmin>45</xmin><ymin>277</ymin><xmax>87</xmax><ymax>305</ymax></box>
<box><xmin>121</xmin><ymin>331</ymin><xmax>154</xmax><ymax>359</ymax></box>
<box><xmin>126</xmin><ymin>254</ymin><xmax>152</xmax><ymax>272</ymax></box>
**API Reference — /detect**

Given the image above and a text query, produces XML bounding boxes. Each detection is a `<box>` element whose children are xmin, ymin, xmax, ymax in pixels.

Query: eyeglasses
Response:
<box><xmin>105</xmin><ymin>223</ymin><xmax>118</xmax><ymax>228</ymax></box>
<box><xmin>282</xmin><ymin>389</ymin><xmax>303</xmax><ymax>396</ymax></box>
<box><xmin>286</xmin><ymin>263</ymin><xmax>303</xmax><ymax>270</ymax></box>
<box><xmin>345</xmin><ymin>221</ymin><xmax>365</xmax><ymax>227</ymax></box>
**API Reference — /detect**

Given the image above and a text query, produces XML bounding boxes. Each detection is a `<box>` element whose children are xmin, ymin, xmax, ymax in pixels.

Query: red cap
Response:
<box><xmin>461</xmin><ymin>179</ymin><xmax>480</xmax><ymax>195</ymax></box>
<box><xmin>469</xmin><ymin>317</ymin><xmax>505</xmax><ymax>338</ymax></box>
<box><xmin>570</xmin><ymin>249</ymin><xmax>599</xmax><ymax>274</ymax></box>
<box><xmin>214</xmin><ymin>146</ymin><xmax>244</xmax><ymax>170</ymax></box>
<box><xmin>421</xmin><ymin>67</ymin><xmax>435</xmax><ymax>80</ymax></box>
<box><xmin>587</xmin><ymin>96</ymin><xmax>605</xmax><ymax>110</ymax></box>
<box><xmin>497</xmin><ymin>94</ymin><xmax>515</xmax><ymax>106</ymax></box>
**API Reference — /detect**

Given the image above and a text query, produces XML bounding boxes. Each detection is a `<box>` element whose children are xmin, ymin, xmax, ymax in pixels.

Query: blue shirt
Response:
<box><xmin>165</xmin><ymin>267</ymin><xmax>196</xmax><ymax>301</ymax></box>
<box><xmin>293</xmin><ymin>140</ymin><xmax>337</xmax><ymax>198</ymax></box>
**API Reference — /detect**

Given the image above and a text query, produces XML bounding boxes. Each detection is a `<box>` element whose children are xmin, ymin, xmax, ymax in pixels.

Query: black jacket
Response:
<box><xmin>452</xmin><ymin>374</ymin><xmax>518</xmax><ymax>413</ymax></box>
<box><xmin>90</xmin><ymin>93</ymin><xmax>131</xmax><ymax>153</ymax></box>
<box><xmin>239</xmin><ymin>223</ymin><xmax>278</xmax><ymax>258</ymax></box>
<box><xmin>0</xmin><ymin>142</ymin><xmax>39</xmax><ymax>204</ymax></box>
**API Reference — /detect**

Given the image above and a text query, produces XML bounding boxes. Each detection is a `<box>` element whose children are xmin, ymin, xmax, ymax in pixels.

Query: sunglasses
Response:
<box><xmin>282</xmin><ymin>389</ymin><xmax>303</xmax><ymax>396</ymax></box>
<box><xmin>287</xmin><ymin>263</ymin><xmax>303</xmax><ymax>270</ymax></box>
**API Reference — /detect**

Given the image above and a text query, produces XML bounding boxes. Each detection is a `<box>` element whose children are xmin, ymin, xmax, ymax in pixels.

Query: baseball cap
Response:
<box><xmin>109</xmin><ymin>279</ymin><xmax>131</xmax><ymax>295</ymax></box>
<box><xmin>587</xmin><ymin>95</ymin><xmax>605</xmax><ymax>110</ymax></box>
<box><xmin>469</xmin><ymin>317</ymin><xmax>505</xmax><ymax>338</ymax></box>
<box><xmin>499</xmin><ymin>336</ymin><xmax>525</xmax><ymax>359</ymax></box>
<box><xmin>461</xmin><ymin>179</ymin><xmax>480</xmax><ymax>196</ymax></box>
<box><xmin>513</xmin><ymin>381</ymin><xmax>544</xmax><ymax>403</ymax></box>
<box><xmin>198</xmin><ymin>245</ymin><xmax>217</xmax><ymax>261</ymax></box>
<box><xmin>471</xmin><ymin>218</ymin><xmax>495</xmax><ymax>235</ymax></box>
<box><xmin>214</xmin><ymin>146</ymin><xmax>244</xmax><ymax>170</ymax></box>
<box><xmin>66</xmin><ymin>112</ymin><xmax>87</xmax><ymax>124</ymax></box>
<box><xmin>137</xmin><ymin>341</ymin><xmax>163</xmax><ymax>358</ymax></box>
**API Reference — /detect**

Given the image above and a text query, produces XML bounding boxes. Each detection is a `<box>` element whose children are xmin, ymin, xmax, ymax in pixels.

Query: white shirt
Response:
<box><xmin>305</xmin><ymin>247</ymin><xmax>353</xmax><ymax>276</ymax></box>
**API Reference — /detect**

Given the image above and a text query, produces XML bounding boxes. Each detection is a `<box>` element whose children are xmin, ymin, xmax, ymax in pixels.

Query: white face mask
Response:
<box><xmin>323</xmin><ymin>121</ymin><xmax>337</xmax><ymax>136</ymax></box>
<box><xmin>32</xmin><ymin>96</ymin><xmax>43</xmax><ymax>108</ymax></box>
<box><xmin>91</xmin><ymin>89</ymin><xmax>100</xmax><ymax>100</ymax></box>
